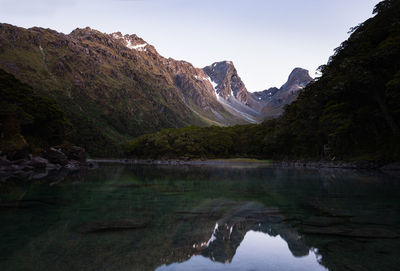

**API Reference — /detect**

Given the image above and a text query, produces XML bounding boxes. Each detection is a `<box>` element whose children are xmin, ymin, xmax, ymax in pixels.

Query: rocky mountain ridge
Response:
<box><xmin>204</xmin><ymin>61</ymin><xmax>313</xmax><ymax>120</ymax></box>
<box><xmin>0</xmin><ymin>23</ymin><xmax>311</xmax><ymax>155</ymax></box>
<box><xmin>0</xmin><ymin>24</ymin><xmax>243</xmax><ymax>155</ymax></box>
<box><xmin>204</xmin><ymin>61</ymin><xmax>263</xmax><ymax>122</ymax></box>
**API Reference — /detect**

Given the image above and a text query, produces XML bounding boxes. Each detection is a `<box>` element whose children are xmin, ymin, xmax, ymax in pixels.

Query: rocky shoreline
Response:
<box><xmin>0</xmin><ymin>146</ymin><xmax>97</xmax><ymax>180</ymax></box>
<box><xmin>3</xmin><ymin>153</ymin><xmax>399</xmax><ymax>181</ymax></box>
<box><xmin>273</xmin><ymin>160</ymin><xmax>400</xmax><ymax>171</ymax></box>
<box><xmin>87</xmin><ymin>158</ymin><xmax>270</xmax><ymax>167</ymax></box>
<box><xmin>88</xmin><ymin>158</ymin><xmax>400</xmax><ymax>171</ymax></box>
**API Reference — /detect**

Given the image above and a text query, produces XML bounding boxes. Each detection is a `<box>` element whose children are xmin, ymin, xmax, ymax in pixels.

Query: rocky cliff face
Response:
<box><xmin>280</xmin><ymin>67</ymin><xmax>313</xmax><ymax>92</ymax></box>
<box><xmin>204</xmin><ymin>62</ymin><xmax>312</xmax><ymax>121</ymax></box>
<box><xmin>203</xmin><ymin>61</ymin><xmax>265</xmax><ymax>123</ymax></box>
<box><xmin>251</xmin><ymin>87</ymin><xmax>280</xmax><ymax>102</ymax></box>
<box><xmin>251</xmin><ymin>68</ymin><xmax>313</xmax><ymax>117</ymax></box>
<box><xmin>203</xmin><ymin>61</ymin><xmax>250</xmax><ymax>103</ymax></box>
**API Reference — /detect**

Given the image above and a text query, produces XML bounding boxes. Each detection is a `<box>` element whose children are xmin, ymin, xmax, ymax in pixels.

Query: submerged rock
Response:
<box><xmin>79</xmin><ymin>219</ymin><xmax>148</xmax><ymax>234</ymax></box>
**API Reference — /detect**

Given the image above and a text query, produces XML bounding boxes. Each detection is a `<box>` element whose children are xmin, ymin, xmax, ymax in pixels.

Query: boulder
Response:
<box><xmin>6</xmin><ymin>147</ymin><xmax>29</xmax><ymax>161</ymax></box>
<box><xmin>44</xmin><ymin>148</ymin><xmax>68</xmax><ymax>166</ymax></box>
<box><xmin>28</xmin><ymin>156</ymin><xmax>49</xmax><ymax>169</ymax></box>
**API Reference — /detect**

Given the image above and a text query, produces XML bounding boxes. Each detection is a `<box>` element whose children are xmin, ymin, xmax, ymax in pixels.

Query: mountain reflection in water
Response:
<box><xmin>155</xmin><ymin>197</ymin><xmax>327</xmax><ymax>271</ymax></box>
<box><xmin>0</xmin><ymin>164</ymin><xmax>399</xmax><ymax>271</ymax></box>
<box><xmin>157</xmin><ymin>231</ymin><xmax>326</xmax><ymax>271</ymax></box>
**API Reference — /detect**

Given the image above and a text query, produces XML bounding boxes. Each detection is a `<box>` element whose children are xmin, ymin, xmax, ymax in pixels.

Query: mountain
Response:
<box><xmin>203</xmin><ymin>62</ymin><xmax>312</xmax><ymax>122</ymax></box>
<box><xmin>124</xmin><ymin>0</ymin><xmax>400</xmax><ymax>161</ymax></box>
<box><xmin>0</xmin><ymin>24</ymin><xmax>249</xmax><ymax>156</ymax></box>
<box><xmin>0</xmin><ymin>23</ymin><xmax>312</xmax><ymax>156</ymax></box>
<box><xmin>251</xmin><ymin>68</ymin><xmax>313</xmax><ymax>117</ymax></box>
<box><xmin>203</xmin><ymin>61</ymin><xmax>264</xmax><ymax>123</ymax></box>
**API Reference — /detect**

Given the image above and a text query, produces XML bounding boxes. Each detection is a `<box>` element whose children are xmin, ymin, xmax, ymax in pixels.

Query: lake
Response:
<box><xmin>0</xmin><ymin>164</ymin><xmax>399</xmax><ymax>271</ymax></box>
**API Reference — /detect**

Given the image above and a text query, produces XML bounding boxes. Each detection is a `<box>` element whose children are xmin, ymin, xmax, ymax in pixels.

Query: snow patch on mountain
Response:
<box><xmin>206</xmin><ymin>76</ymin><xmax>219</xmax><ymax>99</ymax></box>
<box><xmin>112</xmin><ymin>33</ymin><xmax>122</xmax><ymax>39</ymax></box>
<box><xmin>207</xmin><ymin>223</ymin><xmax>219</xmax><ymax>247</ymax></box>
<box><xmin>126</xmin><ymin>40</ymin><xmax>147</xmax><ymax>51</ymax></box>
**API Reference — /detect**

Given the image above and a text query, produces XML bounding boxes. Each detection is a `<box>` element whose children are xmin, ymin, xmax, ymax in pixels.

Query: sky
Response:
<box><xmin>0</xmin><ymin>0</ymin><xmax>379</xmax><ymax>91</ymax></box>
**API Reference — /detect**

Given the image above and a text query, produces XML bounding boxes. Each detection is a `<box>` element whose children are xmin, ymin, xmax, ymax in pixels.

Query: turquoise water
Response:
<box><xmin>0</xmin><ymin>164</ymin><xmax>399</xmax><ymax>271</ymax></box>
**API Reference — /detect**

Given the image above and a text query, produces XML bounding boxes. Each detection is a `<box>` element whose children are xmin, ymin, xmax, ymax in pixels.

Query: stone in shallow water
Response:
<box><xmin>79</xmin><ymin>219</ymin><xmax>148</xmax><ymax>234</ymax></box>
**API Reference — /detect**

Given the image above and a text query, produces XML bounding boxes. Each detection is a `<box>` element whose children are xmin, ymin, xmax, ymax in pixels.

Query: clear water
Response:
<box><xmin>0</xmin><ymin>164</ymin><xmax>399</xmax><ymax>271</ymax></box>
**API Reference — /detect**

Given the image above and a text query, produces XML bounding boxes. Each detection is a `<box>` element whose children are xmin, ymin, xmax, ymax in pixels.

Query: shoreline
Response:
<box><xmin>87</xmin><ymin>158</ymin><xmax>272</xmax><ymax>167</ymax></box>
<box><xmin>88</xmin><ymin>158</ymin><xmax>400</xmax><ymax>171</ymax></box>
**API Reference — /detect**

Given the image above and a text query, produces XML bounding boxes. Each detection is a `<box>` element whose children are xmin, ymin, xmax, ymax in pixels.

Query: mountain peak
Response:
<box><xmin>203</xmin><ymin>60</ymin><xmax>246</xmax><ymax>99</ymax></box>
<box><xmin>110</xmin><ymin>32</ymin><xmax>148</xmax><ymax>51</ymax></box>
<box><xmin>208</xmin><ymin>61</ymin><xmax>234</xmax><ymax>73</ymax></box>
<box><xmin>250</xmin><ymin>67</ymin><xmax>313</xmax><ymax>117</ymax></box>
<box><xmin>285</xmin><ymin>68</ymin><xmax>313</xmax><ymax>88</ymax></box>
<box><xmin>70</xmin><ymin>26</ymin><xmax>93</xmax><ymax>34</ymax></box>
<box><xmin>203</xmin><ymin>60</ymin><xmax>263</xmax><ymax>119</ymax></box>
<box><xmin>111</xmin><ymin>31</ymin><xmax>123</xmax><ymax>38</ymax></box>
<box><xmin>69</xmin><ymin>27</ymin><xmax>105</xmax><ymax>38</ymax></box>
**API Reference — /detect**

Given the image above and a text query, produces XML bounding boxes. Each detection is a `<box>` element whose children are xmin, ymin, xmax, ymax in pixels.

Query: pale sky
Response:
<box><xmin>0</xmin><ymin>0</ymin><xmax>379</xmax><ymax>91</ymax></box>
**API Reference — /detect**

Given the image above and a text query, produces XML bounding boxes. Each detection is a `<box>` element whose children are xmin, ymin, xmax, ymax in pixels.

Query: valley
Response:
<box><xmin>0</xmin><ymin>23</ymin><xmax>311</xmax><ymax>157</ymax></box>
